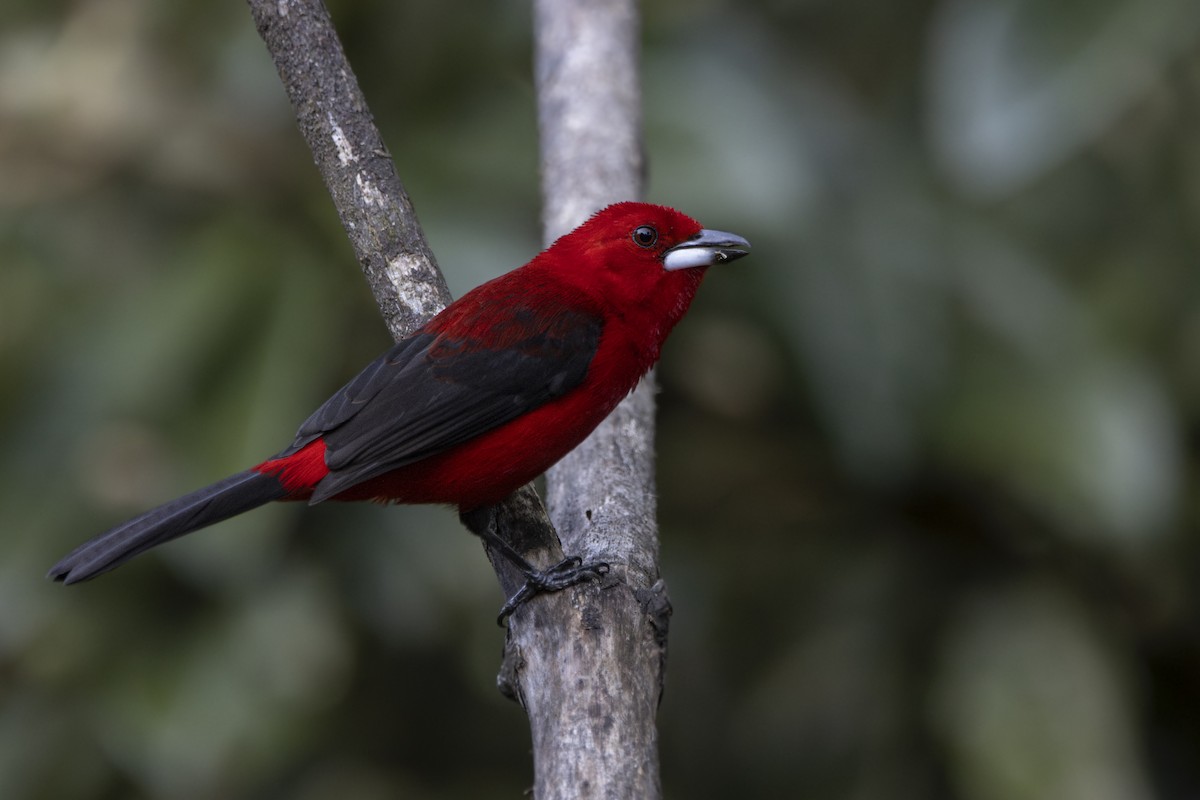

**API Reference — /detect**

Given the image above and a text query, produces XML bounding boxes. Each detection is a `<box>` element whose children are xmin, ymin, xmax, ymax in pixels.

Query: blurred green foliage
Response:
<box><xmin>2</xmin><ymin>0</ymin><xmax>1200</xmax><ymax>797</ymax></box>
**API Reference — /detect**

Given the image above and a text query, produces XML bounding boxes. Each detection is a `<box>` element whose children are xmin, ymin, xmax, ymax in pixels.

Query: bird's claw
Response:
<box><xmin>496</xmin><ymin>557</ymin><xmax>610</xmax><ymax>625</ymax></box>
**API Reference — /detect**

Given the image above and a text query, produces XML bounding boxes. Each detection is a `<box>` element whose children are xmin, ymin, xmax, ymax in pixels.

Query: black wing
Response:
<box><xmin>291</xmin><ymin>303</ymin><xmax>603</xmax><ymax>503</ymax></box>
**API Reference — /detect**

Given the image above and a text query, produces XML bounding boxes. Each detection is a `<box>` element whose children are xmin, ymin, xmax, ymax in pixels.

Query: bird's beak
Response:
<box><xmin>663</xmin><ymin>228</ymin><xmax>752</xmax><ymax>271</ymax></box>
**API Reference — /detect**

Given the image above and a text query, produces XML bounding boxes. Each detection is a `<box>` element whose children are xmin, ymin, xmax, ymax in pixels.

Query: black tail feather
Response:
<box><xmin>48</xmin><ymin>470</ymin><xmax>287</xmax><ymax>584</ymax></box>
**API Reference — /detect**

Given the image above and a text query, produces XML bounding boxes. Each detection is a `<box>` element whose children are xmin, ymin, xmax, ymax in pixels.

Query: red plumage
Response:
<box><xmin>49</xmin><ymin>202</ymin><xmax>750</xmax><ymax>584</ymax></box>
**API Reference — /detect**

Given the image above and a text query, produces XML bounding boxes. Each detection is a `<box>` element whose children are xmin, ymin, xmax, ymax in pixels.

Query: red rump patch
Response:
<box><xmin>254</xmin><ymin>439</ymin><xmax>329</xmax><ymax>495</ymax></box>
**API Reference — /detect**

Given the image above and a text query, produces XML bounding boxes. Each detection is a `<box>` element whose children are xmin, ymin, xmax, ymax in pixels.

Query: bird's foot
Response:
<box><xmin>496</xmin><ymin>557</ymin><xmax>610</xmax><ymax>625</ymax></box>
<box><xmin>459</xmin><ymin>505</ymin><xmax>609</xmax><ymax>625</ymax></box>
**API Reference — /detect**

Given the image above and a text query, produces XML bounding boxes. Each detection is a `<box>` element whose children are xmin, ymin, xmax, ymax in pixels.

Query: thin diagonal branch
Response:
<box><xmin>243</xmin><ymin>0</ymin><xmax>565</xmax><ymax>587</ymax></box>
<box><xmin>246</xmin><ymin>0</ymin><xmax>450</xmax><ymax>339</ymax></box>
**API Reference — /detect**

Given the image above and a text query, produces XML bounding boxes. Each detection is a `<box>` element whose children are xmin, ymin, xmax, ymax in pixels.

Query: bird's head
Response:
<box><xmin>547</xmin><ymin>202</ymin><xmax>751</xmax><ymax>329</ymax></box>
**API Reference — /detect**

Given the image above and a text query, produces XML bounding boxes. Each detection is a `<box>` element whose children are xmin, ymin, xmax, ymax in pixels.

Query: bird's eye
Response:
<box><xmin>631</xmin><ymin>225</ymin><xmax>658</xmax><ymax>248</ymax></box>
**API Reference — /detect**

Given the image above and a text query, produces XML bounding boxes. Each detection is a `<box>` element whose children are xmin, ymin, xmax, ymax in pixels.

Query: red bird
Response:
<box><xmin>49</xmin><ymin>202</ymin><xmax>750</xmax><ymax>612</ymax></box>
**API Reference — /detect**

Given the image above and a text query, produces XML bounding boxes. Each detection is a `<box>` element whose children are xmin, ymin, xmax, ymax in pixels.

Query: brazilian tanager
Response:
<box><xmin>49</xmin><ymin>202</ymin><xmax>751</xmax><ymax>607</ymax></box>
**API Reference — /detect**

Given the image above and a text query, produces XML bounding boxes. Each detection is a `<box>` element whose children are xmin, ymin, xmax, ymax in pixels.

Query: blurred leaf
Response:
<box><xmin>927</xmin><ymin>0</ymin><xmax>1200</xmax><ymax>197</ymax></box>
<box><xmin>932</xmin><ymin>581</ymin><xmax>1153</xmax><ymax>800</ymax></box>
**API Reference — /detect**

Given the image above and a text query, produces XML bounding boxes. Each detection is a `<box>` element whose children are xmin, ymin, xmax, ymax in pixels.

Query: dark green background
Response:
<box><xmin>3</xmin><ymin>0</ymin><xmax>1199</xmax><ymax>797</ymax></box>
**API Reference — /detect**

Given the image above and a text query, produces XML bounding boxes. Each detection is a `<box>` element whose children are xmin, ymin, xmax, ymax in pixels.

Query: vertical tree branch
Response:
<box><xmin>536</xmin><ymin>0</ymin><xmax>658</xmax><ymax>581</ymax></box>
<box><xmin>502</xmin><ymin>1</ymin><xmax>671</xmax><ymax>798</ymax></box>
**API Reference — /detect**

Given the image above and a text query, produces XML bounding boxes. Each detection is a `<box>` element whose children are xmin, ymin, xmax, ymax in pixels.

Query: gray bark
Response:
<box><xmin>510</xmin><ymin>1</ymin><xmax>671</xmax><ymax>798</ymax></box>
<box><xmin>245</xmin><ymin>0</ymin><xmax>450</xmax><ymax>339</ymax></box>
<box><xmin>246</xmin><ymin>1</ymin><xmax>667</xmax><ymax>797</ymax></box>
